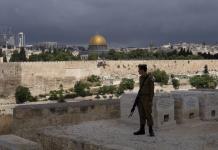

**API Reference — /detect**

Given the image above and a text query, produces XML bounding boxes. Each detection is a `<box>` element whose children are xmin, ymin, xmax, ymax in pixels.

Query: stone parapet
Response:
<box><xmin>153</xmin><ymin>93</ymin><xmax>176</xmax><ymax>128</ymax></box>
<box><xmin>198</xmin><ymin>91</ymin><xmax>218</xmax><ymax>120</ymax></box>
<box><xmin>0</xmin><ymin>134</ymin><xmax>42</xmax><ymax>150</ymax></box>
<box><xmin>12</xmin><ymin>99</ymin><xmax>120</xmax><ymax>140</ymax></box>
<box><xmin>172</xmin><ymin>91</ymin><xmax>201</xmax><ymax>124</ymax></box>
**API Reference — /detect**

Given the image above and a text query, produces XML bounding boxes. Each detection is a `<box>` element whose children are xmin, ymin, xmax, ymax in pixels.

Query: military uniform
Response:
<box><xmin>137</xmin><ymin>73</ymin><xmax>154</xmax><ymax>126</ymax></box>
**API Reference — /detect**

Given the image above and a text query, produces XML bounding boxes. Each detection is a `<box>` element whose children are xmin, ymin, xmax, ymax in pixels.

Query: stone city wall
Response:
<box><xmin>101</xmin><ymin>60</ymin><xmax>218</xmax><ymax>77</ymax></box>
<box><xmin>20</xmin><ymin>61</ymin><xmax>101</xmax><ymax>96</ymax></box>
<box><xmin>1</xmin><ymin>60</ymin><xmax>218</xmax><ymax>97</ymax></box>
<box><xmin>0</xmin><ymin>63</ymin><xmax>21</xmax><ymax>97</ymax></box>
<box><xmin>12</xmin><ymin>99</ymin><xmax>120</xmax><ymax>140</ymax></box>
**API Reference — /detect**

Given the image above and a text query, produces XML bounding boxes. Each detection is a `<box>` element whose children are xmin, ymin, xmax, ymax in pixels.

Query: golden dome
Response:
<box><xmin>89</xmin><ymin>34</ymin><xmax>107</xmax><ymax>46</ymax></box>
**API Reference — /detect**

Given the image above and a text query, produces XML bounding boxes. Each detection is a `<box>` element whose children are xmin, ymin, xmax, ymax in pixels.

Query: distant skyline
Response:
<box><xmin>1</xmin><ymin>0</ymin><xmax>218</xmax><ymax>47</ymax></box>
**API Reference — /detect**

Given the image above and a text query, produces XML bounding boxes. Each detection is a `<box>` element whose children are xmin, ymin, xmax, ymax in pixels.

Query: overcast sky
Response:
<box><xmin>0</xmin><ymin>0</ymin><xmax>218</xmax><ymax>47</ymax></box>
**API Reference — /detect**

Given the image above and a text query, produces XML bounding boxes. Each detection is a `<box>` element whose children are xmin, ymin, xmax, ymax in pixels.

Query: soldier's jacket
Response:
<box><xmin>137</xmin><ymin>74</ymin><xmax>154</xmax><ymax>123</ymax></box>
<box><xmin>138</xmin><ymin>74</ymin><xmax>154</xmax><ymax>102</ymax></box>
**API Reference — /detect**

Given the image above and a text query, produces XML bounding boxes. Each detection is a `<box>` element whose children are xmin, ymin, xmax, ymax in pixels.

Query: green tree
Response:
<box><xmin>19</xmin><ymin>47</ymin><xmax>27</xmax><ymax>61</ymax></box>
<box><xmin>74</xmin><ymin>81</ymin><xmax>90</xmax><ymax>97</ymax></box>
<box><xmin>49</xmin><ymin>90</ymin><xmax>59</xmax><ymax>100</ymax></box>
<box><xmin>172</xmin><ymin>78</ymin><xmax>180</xmax><ymax>89</ymax></box>
<box><xmin>119</xmin><ymin>78</ymin><xmax>135</xmax><ymax>90</ymax></box>
<box><xmin>10</xmin><ymin>48</ymin><xmax>27</xmax><ymax>62</ymax></box>
<box><xmin>203</xmin><ymin>65</ymin><xmax>209</xmax><ymax>74</ymax></box>
<box><xmin>98</xmin><ymin>85</ymin><xmax>117</xmax><ymax>95</ymax></box>
<box><xmin>0</xmin><ymin>49</ymin><xmax>2</xmax><ymax>57</ymax></box>
<box><xmin>10</xmin><ymin>50</ymin><xmax>20</xmax><ymax>62</ymax></box>
<box><xmin>87</xmin><ymin>75</ymin><xmax>101</xmax><ymax>83</ymax></box>
<box><xmin>88</xmin><ymin>53</ymin><xmax>98</xmax><ymax>60</ymax></box>
<box><xmin>115</xmin><ymin>86</ymin><xmax>125</xmax><ymax>97</ymax></box>
<box><xmin>3</xmin><ymin>54</ymin><xmax>7</xmax><ymax>62</ymax></box>
<box><xmin>153</xmin><ymin>69</ymin><xmax>169</xmax><ymax>85</ymax></box>
<box><xmin>15</xmin><ymin>86</ymin><xmax>36</xmax><ymax>104</ymax></box>
<box><xmin>28</xmin><ymin>49</ymin><xmax>80</xmax><ymax>61</ymax></box>
<box><xmin>58</xmin><ymin>84</ymin><xmax>65</xmax><ymax>103</ymax></box>
<box><xmin>189</xmin><ymin>75</ymin><xmax>217</xmax><ymax>89</ymax></box>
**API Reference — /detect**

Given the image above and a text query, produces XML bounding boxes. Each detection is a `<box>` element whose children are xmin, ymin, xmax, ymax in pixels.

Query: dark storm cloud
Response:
<box><xmin>0</xmin><ymin>0</ymin><xmax>218</xmax><ymax>47</ymax></box>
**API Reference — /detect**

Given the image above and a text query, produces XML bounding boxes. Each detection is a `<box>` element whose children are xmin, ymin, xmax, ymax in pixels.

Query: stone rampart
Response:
<box><xmin>1</xmin><ymin>60</ymin><xmax>218</xmax><ymax>96</ymax></box>
<box><xmin>0</xmin><ymin>63</ymin><xmax>21</xmax><ymax>97</ymax></box>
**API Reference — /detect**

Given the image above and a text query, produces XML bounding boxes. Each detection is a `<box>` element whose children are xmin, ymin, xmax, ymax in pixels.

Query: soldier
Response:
<box><xmin>131</xmin><ymin>64</ymin><xmax>155</xmax><ymax>136</ymax></box>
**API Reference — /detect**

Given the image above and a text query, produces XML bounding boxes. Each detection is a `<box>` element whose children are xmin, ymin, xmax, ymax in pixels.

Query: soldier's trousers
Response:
<box><xmin>137</xmin><ymin>98</ymin><xmax>153</xmax><ymax>127</ymax></box>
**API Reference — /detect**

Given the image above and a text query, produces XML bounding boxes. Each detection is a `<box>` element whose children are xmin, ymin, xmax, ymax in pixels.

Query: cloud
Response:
<box><xmin>0</xmin><ymin>0</ymin><xmax>218</xmax><ymax>47</ymax></box>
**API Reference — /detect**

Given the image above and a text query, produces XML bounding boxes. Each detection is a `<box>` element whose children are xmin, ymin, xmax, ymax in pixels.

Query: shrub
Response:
<box><xmin>48</xmin><ymin>85</ymin><xmax>66</xmax><ymax>102</ymax></box>
<box><xmin>203</xmin><ymin>65</ymin><xmax>209</xmax><ymax>74</ymax></box>
<box><xmin>119</xmin><ymin>78</ymin><xmax>135</xmax><ymax>91</ymax></box>
<box><xmin>15</xmin><ymin>86</ymin><xmax>35</xmax><ymax>104</ymax></box>
<box><xmin>153</xmin><ymin>69</ymin><xmax>169</xmax><ymax>85</ymax></box>
<box><xmin>171</xmin><ymin>74</ymin><xmax>175</xmax><ymax>78</ymax></box>
<box><xmin>87</xmin><ymin>75</ymin><xmax>101</xmax><ymax>83</ymax></box>
<box><xmin>57</xmin><ymin>84</ymin><xmax>65</xmax><ymax>103</ymax></box>
<box><xmin>69</xmin><ymin>88</ymin><xmax>74</xmax><ymax>92</ymax></box>
<box><xmin>64</xmin><ymin>93</ymin><xmax>77</xmax><ymax>99</ymax></box>
<box><xmin>98</xmin><ymin>85</ymin><xmax>117</xmax><ymax>95</ymax></box>
<box><xmin>39</xmin><ymin>94</ymin><xmax>47</xmax><ymax>98</ymax></box>
<box><xmin>49</xmin><ymin>90</ymin><xmax>59</xmax><ymax>100</ymax></box>
<box><xmin>189</xmin><ymin>75</ymin><xmax>217</xmax><ymax>89</ymax></box>
<box><xmin>115</xmin><ymin>86</ymin><xmax>124</xmax><ymax>97</ymax></box>
<box><xmin>172</xmin><ymin>78</ymin><xmax>180</xmax><ymax>89</ymax></box>
<box><xmin>74</xmin><ymin>81</ymin><xmax>90</xmax><ymax>97</ymax></box>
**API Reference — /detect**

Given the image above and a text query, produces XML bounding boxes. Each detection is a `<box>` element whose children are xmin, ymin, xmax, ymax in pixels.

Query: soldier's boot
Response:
<box><xmin>134</xmin><ymin>124</ymin><xmax>145</xmax><ymax>135</ymax></box>
<box><xmin>148</xmin><ymin>126</ymin><xmax>155</xmax><ymax>137</ymax></box>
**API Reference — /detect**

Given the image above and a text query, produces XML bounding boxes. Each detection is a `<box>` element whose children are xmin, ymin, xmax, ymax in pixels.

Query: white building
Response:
<box><xmin>18</xmin><ymin>32</ymin><xmax>25</xmax><ymax>48</ymax></box>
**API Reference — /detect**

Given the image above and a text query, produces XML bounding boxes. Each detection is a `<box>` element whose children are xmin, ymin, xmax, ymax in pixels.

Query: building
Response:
<box><xmin>0</xmin><ymin>34</ymin><xmax>15</xmax><ymax>49</ymax></box>
<box><xmin>35</xmin><ymin>42</ymin><xmax>58</xmax><ymax>49</ymax></box>
<box><xmin>88</xmin><ymin>34</ymin><xmax>108</xmax><ymax>55</ymax></box>
<box><xmin>18</xmin><ymin>32</ymin><xmax>25</xmax><ymax>48</ymax></box>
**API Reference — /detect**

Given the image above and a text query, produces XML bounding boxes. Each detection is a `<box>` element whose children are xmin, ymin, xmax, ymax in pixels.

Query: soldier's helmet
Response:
<box><xmin>138</xmin><ymin>64</ymin><xmax>147</xmax><ymax>71</ymax></box>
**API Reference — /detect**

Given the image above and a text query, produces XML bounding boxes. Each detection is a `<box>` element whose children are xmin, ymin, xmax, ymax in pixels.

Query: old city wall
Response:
<box><xmin>1</xmin><ymin>60</ymin><xmax>218</xmax><ymax>96</ymax></box>
<box><xmin>0</xmin><ymin>63</ymin><xmax>21</xmax><ymax>97</ymax></box>
<box><xmin>101</xmin><ymin>60</ymin><xmax>218</xmax><ymax>78</ymax></box>
<box><xmin>20</xmin><ymin>61</ymin><xmax>100</xmax><ymax>96</ymax></box>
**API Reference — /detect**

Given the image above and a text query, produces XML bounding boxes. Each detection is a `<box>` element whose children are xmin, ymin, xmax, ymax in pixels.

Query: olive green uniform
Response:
<box><xmin>137</xmin><ymin>73</ymin><xmax>154</xmax><ymax>126</ymax></box>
